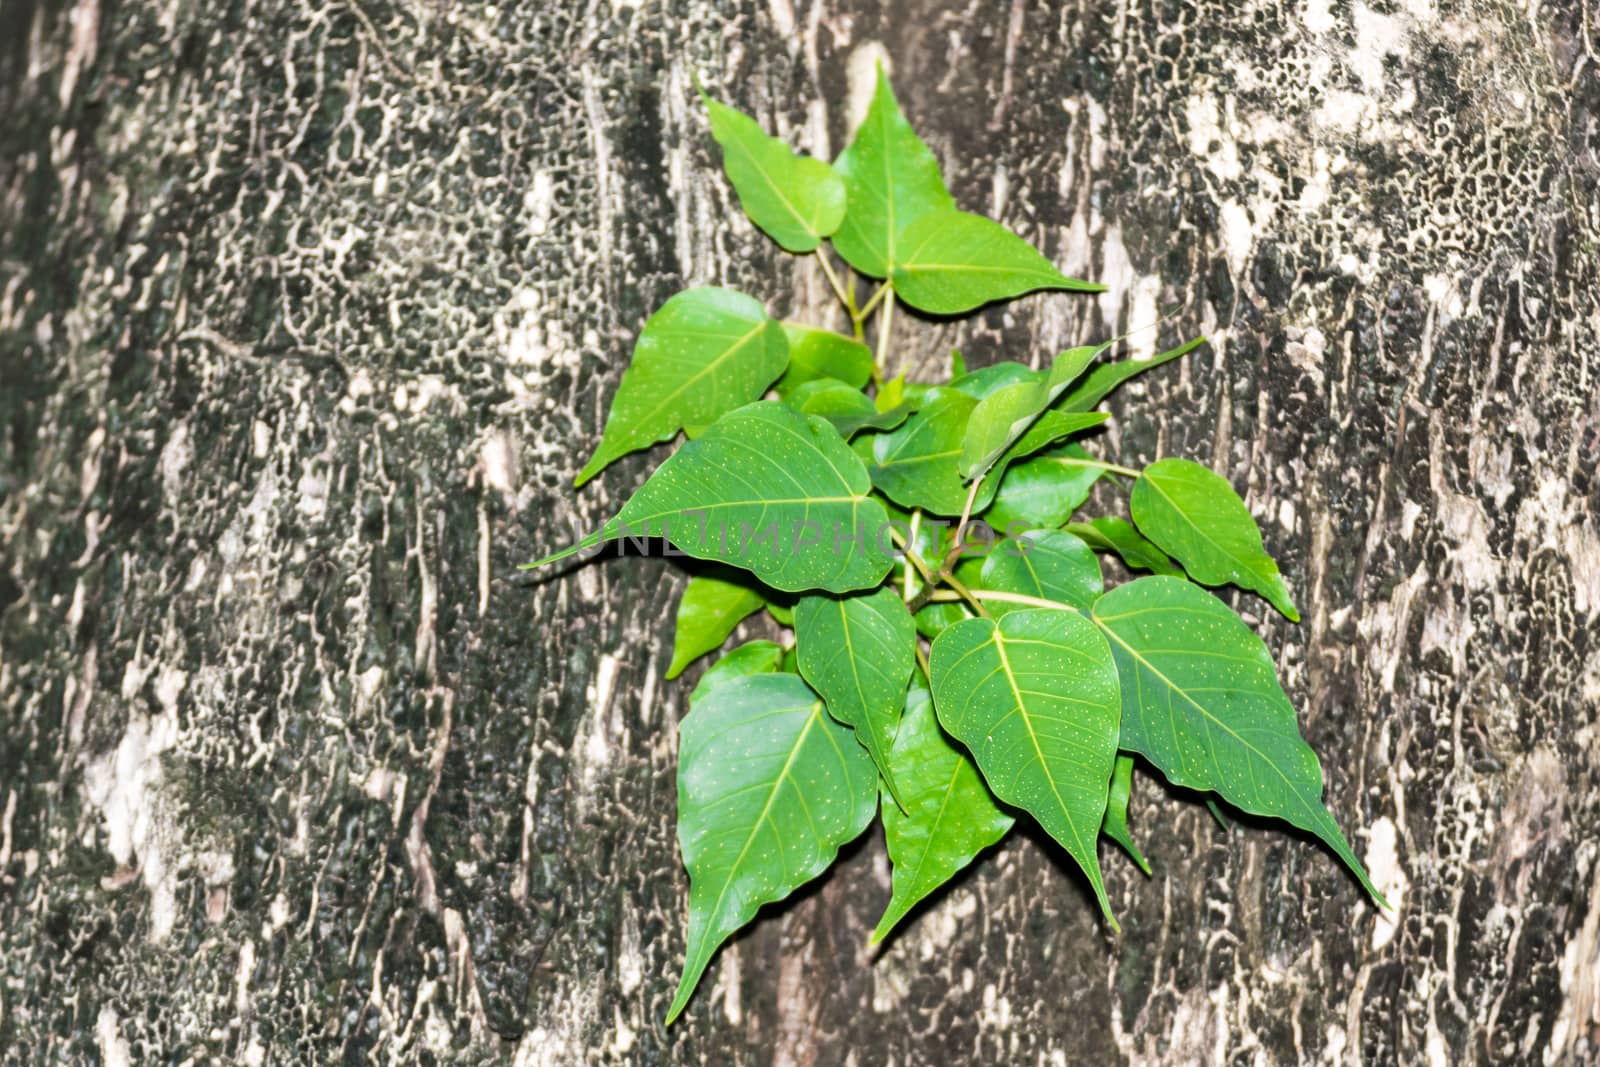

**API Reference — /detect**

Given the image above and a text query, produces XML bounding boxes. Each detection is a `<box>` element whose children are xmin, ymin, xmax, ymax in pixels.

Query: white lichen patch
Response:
<box><xmin>1363</xmin><ymin>816</ymin><xmax>1407</xmax><ymax>949</ymax></box>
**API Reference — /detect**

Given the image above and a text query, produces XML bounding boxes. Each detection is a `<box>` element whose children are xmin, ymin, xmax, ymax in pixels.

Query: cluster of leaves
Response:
<box><xmin>529</xmin><ymin>67</ymin><xmax>1386</xmax><ymax>1025</ymax></box>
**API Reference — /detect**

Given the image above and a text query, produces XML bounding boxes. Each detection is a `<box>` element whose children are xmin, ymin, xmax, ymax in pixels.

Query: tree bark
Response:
<box><xmin>2</xmin><ymin>0</ymin><xmax>1597</xmax><ymax>1063</ymax></box>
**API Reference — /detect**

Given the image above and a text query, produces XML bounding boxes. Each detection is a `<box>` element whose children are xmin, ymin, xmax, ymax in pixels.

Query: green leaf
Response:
<box><xmin>766</xmin><ymin>601</ymin><xmax>795</xmax><ymax>626</ymax></box>
<box><xmin>667</xmin><ymin>673</ymin><xmax>877</xmax><ymax>1023</ymax></box>
<box><xmin>830</xmin><ymin>65</ymin><xmax>955</xmax><ymax>278</ymax></box>
<box><xmin>690</xmin><ymin>640</ymin><xmax>786</xmax><ymax>704</ymax></box>
<box><xmin>702</xmin><ymin>94</ymin><xmax>846</xmax><ymax>253</ymax></box>
<box><xmin>576</xmin><ymin>288</ymin><xmax>787</xmax><ymax>486</ymax></box>
<box><xmin>607</xmin><ymin>402</ymin><xmax>896</xmax><ymax>593</ymax></box>
<box><xmin>1090</xmin><ymin>577</ymin><xmax>1384</xmax><ymax>905</ymax></box>
<box><xmin>1130</xmin><ymin>458</ymin><xmax>1299</xmax><ymax>620</ymax></box>
<box><xmin>776</xmin><ymin>324</ymin><xmax>874</xmax><ymax>396</ymax></box>
<box><xmin>929</xmin><ymin>609</ymin><xmax>1122</xmax><ymax>926</ymax></box>
<box><xmin>959</xmin><ymin>344</ymin><xmax>1105</xmax><ymax>480</ymax></box>
<box><xmin>865</xmin><ymin>390</ymin><xmax>1106</xmax><ymax>517</ymax></box>
<box><xmin>949</xmin><ymin>349</ymin><xmax>967</xmax><ymax>378</ymax></box>
<box><xmin>1102</xmin><ymin>754</ymin><xmax>1151</xmax><ymax>875</ymax></box>
<box><xmin>668</xmin><ymin>574</ymin><xmax>767</xmax><ymax>679</ymax></box>
<box><xmin>784</xmin><ymin>379</ymin><xmax>911</xmax><ymax>438</ymax></box>
<box><xmin>795</xmin><ymin>587</ymin><xmax>917</xmax><ymax>809</ymax></box>
<box><xmin>978</xmin><ymin>530</ymin><xmax>1102</xmax><ymax>614</ymax></box>
<box><xmin>873</xmin><ymin>686</ymin><xmax>1014</xmax><ymax>943</ymax></box>
<box><xmin>985</xmin><ymin>443</ymin><xmax>1103</xmax><ymax>532</ymax></box>
<box><xmin>1059</xmin><ymin>337</ymin><xmax>1205</xmax><ymax>412</ymax></box>
<box><xmin>950</xmin><ymin>360</ymin><xmax>1037</xmax><ymax>400</ymax></box>
<box><xmin>1066</xmin><ymin>517</ymin><xmax>1184</xmax><ymax>577</ymax></box>
<box><xmin>892</xmin><ymin>208</ymin><xmax>1104</xmax><ymax>315</ymax></box>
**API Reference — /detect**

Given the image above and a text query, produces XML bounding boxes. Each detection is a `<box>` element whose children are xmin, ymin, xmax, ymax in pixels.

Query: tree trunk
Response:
<box><xmin>3</xmin><ymin>0</ymin><xmax>1596</xmax><ymax>1063</ymax></box>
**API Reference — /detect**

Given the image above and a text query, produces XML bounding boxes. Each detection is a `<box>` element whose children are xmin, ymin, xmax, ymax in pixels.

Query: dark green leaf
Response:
<box><xmin>892</xmin><ymin>208</ymin><xmax>1104</xmax><ymax>315</ymax></box>
<box><xmin>1059</xmin><ymin>337</ymin><xmax>1205</xmax><ymax>412</ymax></box>
<box><xmin>576</xmin><ymin>288</ymin><xmax>787</xmax><ymax>486</ymax></box>
<box><xmin>1066</xmin><ymin>517</ymin><xmax>1184</xmax><ymax>576</ymax></box>
<box><xmin>776</xmin><ymin>323</ymin><xmax>874</xmax><ymax>396</ymax></box>
<box><xmin>1090</xmin><ymin>577</ymin><xmax>1384</xmax><ymax>905</ymax></box>
<box><xmin>690</xmin><ymin>641</ymin><xmax>786</xmax><ymax>704</ymax></box>
<box><xmin>795</xmin><ymin>587</ymin><xmax>917</xmax><ymax>808</ymax></box>
<box><xmin>1102</xmin><ymin>754</ymin><xmax>1151</xmax><ymax>875</ymax></box>
<box><xmin>1130</xmin><ymin>458</ymin><xmax>1299</xmax><ymax>620</ymax></box>
<box><xmin>978</xmin><ymin>530</ymin><xmax>1102</xmax><ymax>613</ymax></box>
<box><xmin>830</xmin><ymin>65</ymin><xmax>955</xmax><ymax>278</ymax></box>
<box><xmin>607</xmin><ymin>402</ymin><xmax>895</xmax><ymax>593</ymax></box>
<box><xmin>985</xmin><ymin>443</ymin><xmax>1103</xmax><ymax>532</ymax></box>
<box><xmin>668</xmin><ymin>574</ymin><xmax>766</xmax><ymax>679</ymax></box>
<box><xmin>667</xmin><ymin>674</ymin><xmax>877</xmax><ymax>1023</ymax></box>
<box><xmin>703</xmin><ymin>94</ymin><xmax>846</xmax><ymax>253</ymax></box>
<box><xmin>785</xmin><ymin>379</ymin><xmax>911</xmax><ymax>438</ymax></box>
<box><xmin>873</xmin><ymin>686</ymin><xmax>1014</xmax><ymax>943</ymax></box>
<box><xmin>929</xmin><ymin>609</ymin><xmax>1122</xmax><ymax>926</ymax></box>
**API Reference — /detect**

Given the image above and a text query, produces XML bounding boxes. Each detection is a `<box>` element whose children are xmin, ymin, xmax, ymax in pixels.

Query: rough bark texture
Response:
<box><xmin>2</xmin><ymin>0</ymin><xmax>1597</xmax><ymax>1063</ymax></box>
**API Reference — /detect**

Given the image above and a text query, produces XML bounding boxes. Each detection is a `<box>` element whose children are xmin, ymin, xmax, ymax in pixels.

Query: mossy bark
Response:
<box><xmin>2</xmin><ymin>0</ymin><xmax>1597</xmax><ymax>1063</ymax></box>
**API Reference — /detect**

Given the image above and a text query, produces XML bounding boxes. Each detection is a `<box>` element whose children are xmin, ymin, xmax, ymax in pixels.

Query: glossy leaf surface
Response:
<box><xmin>668</xmin><ymin>673</ymin><xmax>877</xmax><ymax>1022</ymax></box>
<box><xmin>892</xmin><ymin>208</ymin><xmax>1103</xmax><ymax>315</ymax></box>
<box><xmin>1102</xmin><ymin>753</ymin><xmax>1151</xmax><ymax>875</ymax></box>
<box><xmin>668</xmin><ymin>574</ymin><xmax>767</xmax><ymax>678</ymax></box>
<box><xmin>776</xmin><ymin>323</ymin><xmax>874</xmax><ymax>396</ymax></box>
<box><xmin>874</xmin><ymin>686</ymin><xmax>1014</xmax><ymax>942</ymax></box>
<box><xmin>929</xmin><ymin>609</ymin><xmax>1122</xmax><ymax>925</ymax></box>
<box><xmin>577</xmin><ymin>288</ymin><xmax>787</xmax><ymax>486</ymax></box>
<box><xmin>1090</xmin><ymin>578</ymin><xmax>1383</xmax><ymax>903</ymax></box>
<box><xmin>985</xmin><ymin>443</ymin><xmax>1103</xmax><ymax>532</ymax></box>
<box><xmin>689</xmin><ymin>640</ymin><xmax>786</xmax><ymax>704</ymax></box>
<box><xmin>959</xmin><ymin>345</ymin><xmax>1103</xmax><ymax>479</ymax></box>
<box><xmin>978</xmin><ymin>530</ymin><xmax>1102</xmax><ymax>613</ymax></box>
<box><xmin>795</xmin><ymin>587</ymin><xmax>917</xmax><ymax>807</ymax></box>
<box><xmin>704</xmin><ymin>94</ymin><xmax>846</xmax><ymax>253</ymax></box>
<box><xmin>611</xmin><ymin>403</ymin><xmax>895</xmax><ymax>593</ymax></box>
<box><xmin>830</xmin><ymin>66</ymin><xmax>955</xmax><ymax>278</ymax></box>
<box><xmin>1066</xmin><ymin>517</ymin><xmax>1184</xmax><ymax>577</ymax></box>
<box><xmin>1130</xmin><ymin>458</ymin><xmax>1298</xmax><ymax>620</ymax></box>
<box><xmin>785</xmin><ymin>379</ymin><xmax>911</xmax><ymax>438</ymax></box>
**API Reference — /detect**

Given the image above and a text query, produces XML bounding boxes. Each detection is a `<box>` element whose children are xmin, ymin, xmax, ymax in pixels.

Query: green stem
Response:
<box><xmin>815</xmin><ymin>250</ymin><xmax>853</xmax><ymax>319</ymax></box>
<box><xmin>902</xmin><ymin>508</ymin><xmax>922</xmax><ymax>603</ymax></box>
<box><xmin>890</xmin><ymin>526</ymin><xmax>990</xmax><ymax>619</ymax></box>
<box><xmin>874</xmin><ymin>289</ymin><xmax>896</xmax><ymax>378</ymax></box>
<box><xmin>857</xmin><ymin>282</ymin><xmax>890</xmax><ymax>322</ymax></box>
<box><xmin>1056</xmin><ymin>457</ymin><xmax>1142</xmax><ymax>479</ymax></box>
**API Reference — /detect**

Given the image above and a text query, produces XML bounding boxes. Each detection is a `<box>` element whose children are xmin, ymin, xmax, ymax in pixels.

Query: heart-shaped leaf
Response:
<box><xmin>830</xmin><ymin>65</ymin><xmax>955</xmax><ymax>278</ymax></box>
<box><xmin>667</xmin><ymin>673</ymin><xmax>877</xmax><ymax>1023</ymax></box>
<box><xmin>689</xmin><ymin>640</ymin><xmax>786</xmax><ymax>703</ymax></box>
<box><xmin>873</xmin><ymin>686</ymin><xmax>1014</xmax><ymax>943</ymax></box>
<box><xmin>1130</xmin><ymin>458</ymin><xmax>1298</xmax><ymax>620</ymax></box>
<box><xmin>1102</xmin><ymin>753</ymin><xmax>1151</xmax><ymax>875</ymax></box>
<box><xmin>577</xmin><ymin>288</ymin><xmax>787</xmax><ymax>486</ymax></box>
<box><xmin>892</xmin><ymin>208</ymin><xmax>1104</xmax><ymax>315</ymax></box>
<box><xmin>1090</xmin><ymin>577</ymin><xmax>1383</xmax><ymax>904</ymax></box>
<box><xmin>703</xmin><ymin>94</ymin><xmax>846</xmax><ymax>253</ymax></box>
<box><xmin>668</xmin><ymin>574</ymin><xmax>767</xmax><ymax>679</ymax></box>
<box><xmin>960</xmin><ymin>344</ymin><xmax>1106</xmax><ymax>480</ymax></box>
<box><xmin>929</xmin><ymin>609</ymin><xmax>1122</xmax><ymax>926</ymax></box>
<box><xmin>604</xmin><ymin>402</ymin><xmax>895</xmax><ymax>593</ymax></box>
<box><xmin>978</xmin><ymin>530</ymin><xmax>1102</xmax><ymax>613</ymax></box>
<box><xmin>776</xmin><ymin>323</ymin><xmax>874</xmax><ymax>396</ymax></box>
<box><xmin>986</xmin><ymin>443</ymin><xmax>1103</xmax><ymax>532</ymax></box>
<box><xmin>795</xmin><ymin>586</ymin><xmax>917</xmax><ymax>808</ymax></box>
<box><xmin>1066</xmin><ymin>517</ymin><xmax>1184</xmax><ymax>577</ymax></box>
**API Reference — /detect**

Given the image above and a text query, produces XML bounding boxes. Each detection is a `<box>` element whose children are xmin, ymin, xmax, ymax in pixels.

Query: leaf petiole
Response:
<box><xmin>815</xmin><ymin>249</ymin><xmax>854</xmax><ymax>318</ymax></box>
<box><xmin>1052</xmin><ymin>456</ymin><xmax>1141</xmax><ymax>479</ymax></box>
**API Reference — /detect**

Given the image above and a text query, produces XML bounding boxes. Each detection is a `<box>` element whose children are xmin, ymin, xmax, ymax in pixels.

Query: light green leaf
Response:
<box><xmin>784</xmin><ymin>379</ymin><xmax>911</xmax><ymax>438</ymax></box>
<box><xmin>1090</xmin><ymin>577</ymin><xmax>1384</xmax><ymax>905</ymax></box>
<box><xmin>960</xmin><ymin>344</ymin><xmax>1106</xmax><ymax>480</ymax></box>
<box><xmin>830</xmin><ymin>65</ymin><xmax>955</xmax><ymax>278</ymax></box>
<box><xmin>873</xmin><ymin>686</ymin><xmax>1014</xmax><ymax>943</ymax></box>
<box><xmin>690</xmin><ymin>640</ymin><xmax>786</xmax><ymax>704</ymax></box>
<box><xmin>667</xmin><ymin>673</ymin><xmax>877</xmax><ymax>1023</ymax></box>
<box><xmin>1130</xmin><ymin>458</ymin><xmax>1299</xmax><ymax>620</ymax></box>
<box><xmin>576</xmin><ymin>288</ymin><xmax>787</xmax><ymax>486</ymax></box>
<box><xmin>766</xmin><ymin>601</ymin><xmax>795</xmax><ymax>626</ymax></box>
<box><xmin>795</xmin><ymin>587</ymin><xmax>917</xmax><ymax>809</ymax></box>
<box><xmin>776</xmin><ymin>323</ymin><xmax>874</xmax><ymax>396</ymax></box>
<box><xmin>892</xmin><ymin>208</ymin><xmax>1104</xmax><ymax>315</ymax></box>
<box><xmin>950</xmin><ymin>360</ymin><xmax>1037</xmax><ymax>400</ymax></box>
<box><xmin>985</xmin><ymin>443</ymin><xmax>1103</xmax><ymax>532</ymax></box>
<box><xmin>1066</xmin><ymin>517</ymin><xmax>1184</xmax><ymax>577</ymax></box>
<box><xmin>929</xmin><ymin>609</ymin><xmax>1122</xmax><ymax>926</ymax></box>
<box><xmin>949</xmin><ymin>349</ymin><xmax>968</xmax><ymax>378</ymax></box>
<box><xmin>605</xmin><ymin>402</ymin><xmax>895</xmax><ymax>593</ymax></box>
<box><xmin>703</xmin><ymin>94</ymin><xmax>846</xmax><ymax>253</ymax></box>
<box><xmin>668</xmin><ymin>574</ymin><xmax>767</xmax><ymax>679</ymax></box>
<box><xmin>1102</xmin><ymin>754</ymin><xmax>1151</xmax><ymax>875</ymax></box>
<box><xmin>1059</xmin><ymin>337</ymin><xmax>1205</xmax><ymax>412</ymax></box>
<box><xmin>978</xmin><ymin>530</ymin><xmax>1102</xmax><ymax>614</ymax></box>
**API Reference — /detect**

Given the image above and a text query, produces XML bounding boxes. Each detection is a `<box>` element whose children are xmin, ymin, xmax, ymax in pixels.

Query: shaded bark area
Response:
<box><xmin>2</xmin><ymin>0</ymin><xmax>1597</xmax><ymax>1063</ymax></box>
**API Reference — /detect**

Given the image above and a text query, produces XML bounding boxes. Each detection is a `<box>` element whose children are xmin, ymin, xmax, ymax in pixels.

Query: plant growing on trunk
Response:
<box><xmin>527</xmin><ymin>65</ymin><xmax>1387</xmax><ymax>1025</ymax></box>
